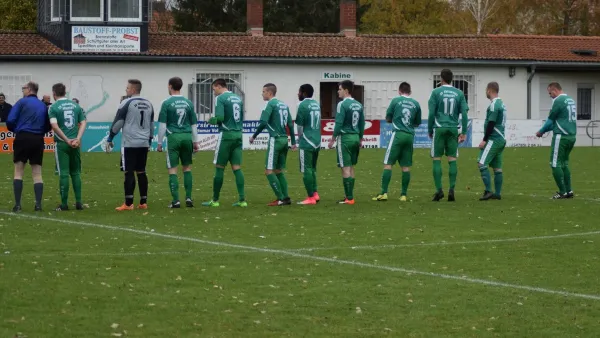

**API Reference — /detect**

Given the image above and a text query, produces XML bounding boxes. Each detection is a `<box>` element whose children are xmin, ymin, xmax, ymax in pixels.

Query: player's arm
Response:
<box><xmin>48</xmin><ymin>106</ymin><xmax>70</xmax><ymax>142</ymax></box>
<box><xmin>76</xmin><ymin>107</ymin><xmax>87</xmax><ymax>141</ymax></box>
<box><xmin>414</xmin><ymin>103</ymin><xmax>423</xmax><ymax>127</ymax></box>
<box><xmin>385</xmin><ymin>99</ymin><xmax>394</xmax><ymax>123</ymax></box>
<box><xmin>358</xmin><ymin>109</ymin><xmax>365</xmax><ymax>140</ymax></box>
<box><xmin>483</xmin><ymin>101</ymin><xmax>498</xmax><ymax>142</ymax></box>
<box><xmin>427</xmin><ymin>92</ymin><xmax>436</xmax><ymax>136</ymax></box>
<box><xmin>157</xmin><ymin>101</ymin><xmax>168</xmax><ymax>144</ymax></box>
<box><xmin>251</xmin><ymin>103</ymin><xmax>270</xmax><ymax>139</ymax></box>
<box><xmin>295</xmin><ymin>105</ymin><xmax>305</xmax><ymax>139</ymax></box>
<box><xmin>287</xmin><ymin>111</ymin><xmax>296</xmax><ymax>146</ymax></box>
<box><xmin>107</xmin><ymin>100</ymin><xmax>129</xmax><ymax>142</ymax></box>
<box><xmin>208</xmin><ymin>96</ymin><xmax>224</xmax><ymax>125</ymax></box>
<box><xmin>6</xmin><ymin>100</ymin><xmax>21</xmax><ymax>132</ymax></box>
<box><xmin>460</xmin><ymin>94</ymin><xmax>469</xmax><ymax>135</ymax></box>
<box><xmin>149</xmin><ymin>109</ymin><xmax>155</xmax><ymax>146</ymax></box>
<box><xmin>332</xmin><ymin>101</ymin><xmax>344</xmax><ymax>138</ymax></box>
<box><xmin>189</xmin><ymin>105</ymin><xmax>199</xmax><ymax>143</ymax></box>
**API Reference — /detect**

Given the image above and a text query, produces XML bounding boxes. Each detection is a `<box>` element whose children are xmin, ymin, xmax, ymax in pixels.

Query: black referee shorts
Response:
<box><xmin>120</xmin><ymin>147</ymin><xmax>148</xmax><ymax>172</ymax></box>
<box><xmin>13</xmin><ymin>132</ymin><xmax>45</xmax><ymax>165</ymax></box>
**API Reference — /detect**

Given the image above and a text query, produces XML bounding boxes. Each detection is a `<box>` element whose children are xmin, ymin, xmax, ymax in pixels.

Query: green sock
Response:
<box><xmin>494</xmin><ymin>171</ymin><xmax>503</xmax><ymax>196</ymax></box>
<box><xmin>401</xmin><ymin>171</ymin><xmax>411</xmax><ymax>196</ymax></box>
<box><xmin>276</xmin><ymin>173</ymin><xmax>289</xmax><ymax>199</ymax></box>
<box><xmin>59</xmin><ymin>175</ymin><xmax>69</xmax><ymax>207</ymax></box>
<box><xmin>563</xmin><ymin>166</ymin><xmax>572</xmax><ymax>192</ymax></box>
<box><xmin>267</xmin><ymin>173</ymin><xmax>284</xmax><ymax>200</ymax></box>
<box><xmin>169</xmin><ymin>174</ymin><xmax>179</xmax><ymax>202</ymax></box>
<box><xmin>552</xmin><ymin>166</ymin><xmax>566</xmax><ymax>194</ymax></box>
<box><xmin>303</xmin><ymin>169</ymin><xmax>315</xmax><ymax>197</ymax></box>
<box><xmin>433</xmin><ymin>160</ymin><xmax>443</xmax><ymax>191</ymax></box>
<box><xmin>343</xmin><ymin>177</ymin><xmax>352</xmax><ymax>199</ymax></box>
<box><xmin>479</xmin><ymin>165</ymin><xmax>492</xmax><ymax>192</ymax></box>
<box><xmin>71</xmin><ymin>173</ymin><xmax>82</xmax><ymax>203</ymax></box>
<box><xmin>313</xmin><ymin>170</ymin><xmax>318</xmax><ymax>193</ymax></box>
<box><xmin>233</xmin><ymin>169</ymin><xmax>245</xmax><ymax>201</ymax></box>
<box><xmin>381</xmin><ymin>169</ymin><xmax>392</xmax><ymax>194</ymax></box>
<box><xmin>183</xmin><ymin>171</ymin><xmax>193</xmax><ymax>199</ymax></box>
<box><xmin>449</xmin><ymin>161</ymin><xmax>457</xmax><ymax>190</ymax></box>
<box><xmin>350</xmin><ymin>178</ymin><xmax>356</xmax><ymax>200</ymax></box>
<box><xmin>213</xmin><ymin>168</ymin><xmax>224</xmax><ymax>201</ymax></box>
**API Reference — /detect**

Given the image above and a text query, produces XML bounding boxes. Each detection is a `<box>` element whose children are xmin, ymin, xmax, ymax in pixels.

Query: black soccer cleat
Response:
<box><xmin>479</xmin><ymin>191</ymin><xmax>494</xmax><ymax>201</ymax></box>
<box><xmin>55</xmin><ymin>204</ymin><xmax>69</xmax><ymax>211</ymax></box>
<box><xmin>282</xmin><ymin>197</ymin><xmax>292</xmax><ymax>206</ymax></box>
<box><xmin>168</xmin><ymin>201</ymin><xmax>181</xmax><ymax>208</ymax></box>
<box><xmin>34</xmin><ymin>205</ymin><xmax>42</xmax><ymax>212</ymax></box>
<box><xmin>12</xmin><ymin>205</ymin><xmax>21</xmax><ymax>213</ymax></box>
<box><xmin>75</xmin><ymin>202</ymin><xmax>84</xmax><ymax>210</ymax></box>
<box><xmin>552</xmin><ymin>192</ymin><xmax>568</xmax><ymax>200</ymax></box>
<box><xmin>432</xmin><ymin>190</ymin><xmax>444</xmax><ymax>202</ymax></box>
<box><xmin>566</xmin><ymin>191</ymin><xmax>574</xmax><ymax>199</ymax></box>
<box><xmin>491</xmin><ymin>194</ymin><xmax>502</xmax><ymax>200</ymax></box>
<box><xmin>185</xmin><ymin>198</ymin><xmax>194</xmax><ymax>208</ymax></box>
<box><xmin>448</xmin><ymin>190</ymin><xmax>456</xmax><ymax>202</ymax></box>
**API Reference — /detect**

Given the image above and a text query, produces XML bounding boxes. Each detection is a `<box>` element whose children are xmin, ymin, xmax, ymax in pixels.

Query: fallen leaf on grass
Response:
<box><xmin>110</xmin><ymin>323</ymin><xmax>119</xmax><ymax>329</ymax></box>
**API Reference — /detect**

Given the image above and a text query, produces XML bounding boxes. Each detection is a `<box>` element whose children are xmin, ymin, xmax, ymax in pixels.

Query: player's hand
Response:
<box><xmin>157</xmin><ymin>144</ymin><xmax>163</xmax><ymax>152</ymax></box>
<box><xmin>106</xmin><ymin>141</ymin><xmax>114</xmax><ymax>153</ymax></box>
<box><xmin>458</xmin><ymin>134</ymin><xmax>466</xmax><ymax>143</ymax></box>
<box><xmin>428</xmin><ymin>134</ymin><xmax>433</xmax><ymax>139</ymax></box>
<box><xmin>327</xmin><ymin>139</ymin><xmax>335</xmax><ymax>149</ymax></box>
<box><xmin>535</xmin><ymin>132</ymin><xmax>543</xmax><ymax>138</ymax></box>
<box><xmin>71</xmin><ymin>139</ymin><xmax>80</xmax><ymax>148</ymax></box>
<box><xmin>249</xmin><ymin>136</ymin><xmax>255</xmax><ymax>144</ymax></box>
<box><xmin>479</xmin><ymin>140</ymin><xmax>487</xmax><ymax>149</ymax></box>
<box><xmin>291</xmin><ymin>144</ymin><xmax>298</xmax><ymax>151</ymax></box>
<box><xmin>193</xmin><ymin>142</ymin><xmax>200</xmax><ymax>152</ymax></box>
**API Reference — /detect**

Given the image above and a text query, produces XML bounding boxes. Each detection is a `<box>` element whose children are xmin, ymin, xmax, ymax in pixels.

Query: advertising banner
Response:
<box><xmin>380</xmin><ymin>119</ymin><xmax>473</xmax><ymax>149</ymax></box>
<box><xmin>321</xmin><ymin>119</ymin><xmax>381</xmax><ymax>149</ymax></box>
<box><xmin>72</xmin><ymin>26</ymin><xmax>141</xmax><ymax>53</ymax></box>
<box><xmin>472</xmin><ymin>120</ymin><xmax>552</xmax><ymax>147</ymax></box>
<box><xmin>0</xmin><ymin>126</ymin><xmax>54</xmax><ymax>153</ymax></box>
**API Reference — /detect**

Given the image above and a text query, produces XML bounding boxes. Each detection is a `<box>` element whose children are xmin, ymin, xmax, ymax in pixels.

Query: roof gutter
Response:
<box><xmin>527</xmin><ymin>65</ymin><xmax>536</xmax><ymax>119</ymax></box>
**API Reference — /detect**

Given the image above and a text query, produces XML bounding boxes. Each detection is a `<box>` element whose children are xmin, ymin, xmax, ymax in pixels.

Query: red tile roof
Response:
<box><xmin>2</xmin><ymin>30</ymin><xmax>600</xmax><ymax>63</ymax></box>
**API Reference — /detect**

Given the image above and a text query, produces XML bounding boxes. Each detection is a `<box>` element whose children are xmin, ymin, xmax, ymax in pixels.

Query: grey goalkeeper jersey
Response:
<box><xmin>109</xmin><ymin>96</ymin><xmax>155</xmax><ymax>148</ymax></box>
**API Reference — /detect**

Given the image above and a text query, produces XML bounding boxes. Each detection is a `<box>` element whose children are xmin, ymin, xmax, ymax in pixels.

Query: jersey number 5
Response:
<box><xmin>64</xmin><ymin>110</ymin><xmax>74</xmax><ymax>129</ymax></box>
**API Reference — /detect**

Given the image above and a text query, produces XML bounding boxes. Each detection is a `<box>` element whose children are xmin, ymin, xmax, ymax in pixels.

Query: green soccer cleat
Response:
<box><xmin>372</xmin><ymin>193</ymin><xmax>388</xmax><ymax>201</ymax></box>
<box><xmin>232</xmin><ymin>200</ymin><xmax>248</xmax><ymax>208</ymax></box>
<box><xmin>202</xmin><ymin>200</ymin><xmax>220</xmax><ymax>207</ymax></box>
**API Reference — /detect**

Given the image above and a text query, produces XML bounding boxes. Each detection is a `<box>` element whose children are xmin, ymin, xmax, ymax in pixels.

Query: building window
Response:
<box><xmin>71</xmin><ymin>0</ymin><xmax>103</xmax><ymax>21</ymax></box>
<box><xmin>432</xmin><ymin>73</ymin><xmax>476</xmax><ymax>114</ymax></box>
<box><xmin>109</xmin><ymin>0</ymin><xmax>142</xmax><ymax>21</ymax></box>
<box><xmin>577</xmin><ymin>85</ymin><xmax>594</xmax><ymax>120</ymax></box>
<box><xmin>51</xmin><ymin>0</ymin><xmax>66</xmax><ymax>21</ymax></box>
<box><xmin>190</xmin><ymin>73</ymin><xmax>244</xmax><ymax>121</ymax></box>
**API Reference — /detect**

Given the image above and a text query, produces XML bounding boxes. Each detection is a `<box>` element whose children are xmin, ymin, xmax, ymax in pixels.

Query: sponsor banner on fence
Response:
<box><xmin>380</xmin><ymin>119</ymin><xmax>473</xmax><ymax>149</ymax></box>
<box><xmin>0</xmin><ymin>126</ymin><xmax>54</xmax><ymax>153</ymax></box>
<box><xmin>81</xmin><ymin>122</ymin><xmax>161</xmax><ymax>152</ymax></box>
<box><xmin>320</xmin><ymin>119</ymin><xmax>381</xmax><ymax>149</ymax></box>
<box><xmin>472</xmin><ymin>120</ymin><xmax>552</xmax><ymax>147</ymax></box>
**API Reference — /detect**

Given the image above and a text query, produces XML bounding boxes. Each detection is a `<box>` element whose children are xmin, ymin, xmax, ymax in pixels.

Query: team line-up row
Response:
<box><xmin>4</xmin><ymin>69</ymin><xmax>577</xmax><ymax>212</ymax></box>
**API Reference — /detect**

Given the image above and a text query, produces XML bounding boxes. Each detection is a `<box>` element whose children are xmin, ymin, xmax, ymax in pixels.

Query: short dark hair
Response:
<box><xmin>299</xmin><ymin>84</ymin><xmax>314</xmax><ymax>98</ymax></box>
<box><xmin>72</xmin><ymin>98</ymin><xmax>79</xmax><ymax>103</ymax></box>
<box><xmin>52</xmin><ymin>83</ymin><xmax>67</xmax><ymax>97</ymax></box>
<box><xmin>399</xmin><ymin>82</ymin><xmax>411</xmax><ymax>94</ymax></box>
<box><xmin>26</xmin><ymin>81</ymin><xmax>39</xmax><ymax>94</ymax></box>
<box><xmin>212</xmin><ymin>78</ymin><xmax>227</xmax><ymax>88</ymax></box>
<box><xmin>441</xmin><ymin>69</ymin><xmax>453</xmax><ymax>84</ymax></box>
<box><xmin>487</xmin><ymin>82</ymin><xmax>499</xmax><ymax>94</ymax></box>
<box><xmin>128</xmin><ymin>79</ymin><xmax>142</xmax><ymax>93</ymax></box>
<box><xmin>263</xmin><ymin>83</ymin><xmax>277</xmax><ymax>95</ymax></box>
<box><xmin>0</xmin><ymin>92</ymin><xmax>5</xmax><ymax>99</ymax></box>
<box><xmin>548</xmin><ymin>82</ymin><xmax>562</xmax><ymax>90</ymax></box>
<box><xmin>339</xmin><ymin>80</ymin><xmax>354</xmax><ymax>93</ymax></box>
<box><xmin>169</xmin><ymin>77</ymin><xmax>183</xmax><ymax>91</ymax></box>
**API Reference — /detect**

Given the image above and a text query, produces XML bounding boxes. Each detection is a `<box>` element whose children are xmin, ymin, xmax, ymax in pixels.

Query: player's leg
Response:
<box><xmin>265</xmin><ymin>137</ymin><xmax>284</xmax><ymax>205</ymax></box>
<box><xmin>349</xmin><ymin>136</ymin><xmax>359</xmax><ymax>198</ymax></box>
<box><xmin>180</xmin><ymin>137</ymin><xmax>194</xmax><ymax>207</ymax></box>
<box><xmin>116</xmin><ymin>148</ymin><xmax>136</xmax><ymax>210</ymax></box>
<box><xmin>11</xmin><ymin>134</ymin><xmax>26</xmax><ymax>212</ymax></box>
<box><xmin>29</xmin><ymin>135</ymin><xmax>45</xmax><ymax>211</ymax></box>
<box><xmin>477</xmin><ymin>141</ymin><xmax>494</xmax><ymax>200</ymax></box>
<box><xmin>431</xmin><ymin>129</ymin><xmax>445</xmax><ymax>201</ymax></box>
<box><xmin>312</xmin><ymin>148</ymin><xmax>320</xmax><ymax>201</ymax></box>
<box><xmin>336</xmin><ymin>136</ymin><xmax>354</xmax><ymax>203</ymax></box>
<box><xmin>231</xmin><ymin>137</ymin><xmax>246</xmax><ymax>207</ymax></box>
<box><xmin>374</xmin><ymin>132</ymin><xmax>397</xmax><ymax>201</ymax></box>
<box><xmin>165</xmin><ymin>135</ymin><xmax>181</xmax><ymax>208</ymax></box>
<box><xmin>204</xmin><ymin>133</ymin><xmax>226</xmax><ymax>207</ymax></box>
<box><xmin>275</xmin><ymin>138</ymin><xmax>290</xmax><ymax>203</ymax></box>
<box><xmin>136</xmin><ymin>148</ymin><xmax>149</xmax><ymax>208</ymax></box>
<box><xmin>446</xmin><ymin>128</ymin><xmax>459</xmax><ymax>201</ymax></box>
<box><xmin>398</xmin><ymin>133</ymin><xmax>414</xmax><ymax>201</ymax></box>
<box><xmin>55</xmin><ymin>143</ymin><xmax>71</xmax><ymax>210</ymax></box>
<box><xmin>298</xmin><ymin>149</ymin><xmax>316</xmax><ymax>205</ymax></box>
<box><xmin>70</xmin><ymin>146</ymin><xmax>84</xmax><ymax>210</ymax></box>
<box><xmin>563</xmin><ymin>137</ymin><xmax>576</xmax><ymax>198</ymax></box>
<box><xmin>550</xmin><ymin>134</ymin><xmax>567</xmax><ymax>198</ymax></box>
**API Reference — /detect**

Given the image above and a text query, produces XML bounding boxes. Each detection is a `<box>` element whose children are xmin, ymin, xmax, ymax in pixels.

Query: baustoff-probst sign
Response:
<box><xmin>321</xmin><ymin>72</ymin><xmax>354</xmax><ymax>80</ymax></box>
<box><xmin>72</xmin><ymin>26</ymin><xmax>141</xmax><ymax>53</ymax></box>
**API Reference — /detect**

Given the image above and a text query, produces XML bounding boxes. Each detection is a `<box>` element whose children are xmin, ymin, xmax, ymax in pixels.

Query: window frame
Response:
<box><xmin>192</xmin><ymin>71</ymin><xmax>244</xmax><ymax>121</ymax></box>
<box><xmin>51</xmin><ymin>0</ymin><xmax>64</xmax><ymax>22</ymax></box>
<box><xmin>576</xmin><ymin>84</ymin><xmax>594</xmax><ymax>121</ymax></box>
<box><xmin>432</xmin><ymin>72</ymin><xmax>477</xmax><ymax>117</ymax></box>
<box><xmin>108</xmin><ymin>0</ymin><xmax>143</xmax><ymax>22</ymax></box>
<box><xmin>70</xmin><ymin>0</ymin><xmax>104</xmax><ymax>22</ymax></box>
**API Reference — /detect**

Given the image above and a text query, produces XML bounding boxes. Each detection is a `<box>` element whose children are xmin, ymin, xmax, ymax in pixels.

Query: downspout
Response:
<box><xmin>527</xmin><ymin>65</ymin><xmax>536</xmax><ymax>119</ymax></box>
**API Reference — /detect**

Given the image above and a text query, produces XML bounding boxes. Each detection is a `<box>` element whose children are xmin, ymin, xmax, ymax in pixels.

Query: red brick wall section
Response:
<box><xmin>247</xmin><ymin>0</ymin><xmax>263</xmax><ymax>30</ymax></box>
<box><xmin>340</xmin><ymin>0</ymin><xmax>356</xmax><ymax>36</ymax></box>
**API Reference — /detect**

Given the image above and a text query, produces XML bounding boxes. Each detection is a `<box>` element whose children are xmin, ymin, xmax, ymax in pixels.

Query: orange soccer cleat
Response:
<box><xmin>115</xmin><ymin>204</ymin><xmax>134</xmax><ymax>211</ymax></box>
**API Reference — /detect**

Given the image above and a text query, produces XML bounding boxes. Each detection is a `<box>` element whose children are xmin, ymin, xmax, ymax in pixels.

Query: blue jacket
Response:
<box><xmin>6</xmin><ymin>95</ymin><xmax>51</xmax><ymax>135</ymax></box>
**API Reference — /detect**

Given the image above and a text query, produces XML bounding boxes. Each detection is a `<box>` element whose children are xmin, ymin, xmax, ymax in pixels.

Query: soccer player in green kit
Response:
<box><xmin>372</xmin><ymin>82</ymin><xmax>421</xmax><ymax>202</ymax></box>
<box><xmin>477</xmin><ymin>82</ymin><xmax>506</xmax><ymax>201</ymax></box>
<box><xmin>295</xmin><ymin>84</ymin><xmax>321</xmax><ymax>205</ymax></box>
<box><xmin>250</xmin><ymin>83</ymin><xmax>297</xmax><ymax>206</ymax></box>
<box><xmin>327</xmin><ymin>80</ymin><xmax>365</xmax><ymax>205</ymax></box>
<box><xmin>428</xmin><ymin>69</ymin><xmax>469</xmax><ymax>202</ymax></box>
<box><xmin>157</xmin><ymin>77</ymin><xmax>200</xmax><ymax>208</ymax></box>
<box><xmin>202</xmin><ymin>78</ymin><xmax>247</xmax><ymax>207</ymax></box>
<box><xmin>536</xmin><ymin>82</ymin><xmax>577</xmax><ymax>199</ymax></box>
<box><xmin>48</xmin><ymin>83</ymin><xmax>87</xmax><ymax>211</ymax></box>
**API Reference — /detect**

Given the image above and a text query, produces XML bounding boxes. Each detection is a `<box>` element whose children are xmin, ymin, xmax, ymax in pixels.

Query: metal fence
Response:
<box><xmin>188</xmin><ymin>73</ymin><xmax>245</xmax><ymax>121</ymax></box>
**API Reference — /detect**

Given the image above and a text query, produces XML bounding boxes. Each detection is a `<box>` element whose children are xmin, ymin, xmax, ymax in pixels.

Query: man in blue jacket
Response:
<box><xmin>7</xmin><ymin>81</ymin><xmax>51</xmax><ymax>212</ymax></box>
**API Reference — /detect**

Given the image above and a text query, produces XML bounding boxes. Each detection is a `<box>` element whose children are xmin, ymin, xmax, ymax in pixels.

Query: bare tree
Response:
<box><xmin>463</xmin><ymin>0</ymin><xmax>499</xmax><ymax>34</ymax></box>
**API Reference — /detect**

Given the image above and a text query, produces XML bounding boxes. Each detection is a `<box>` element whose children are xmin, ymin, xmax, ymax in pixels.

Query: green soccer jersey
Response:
<box><xmin>158</xmin><ymin>95</ymin><xmax>197</xmax><ymax>134</ymax></box>
<box><xmin>386</xmin><ymin>95</ymin><xmax>422</xmax><ymax>135</ymax></box>
<box><xmin>549</xmin><ymin>94</ymin><xmax>577</xmax><ymax>136</ymax></box>
<box><xmin>260</xmin><ymin>98</ymin><xmax>293</xmax><ymax>138</ymax></box>
<box><xmin>484</xmin><ymin>98</ymin><xmax>506</xmax><ymax>141</ymax></box>
<box><xmin>215</xmin><ymin>91</ymin><xmax>244</xmax><ymax>132</ymax></box>
<box><xmin>48</xmin><ymin>98</ymin><xmax>86</xmax><ymax>142</ymax></box>
<box><xmin>295</xmin><ymin>98</ymin><xmax>322</xmax><ymax>149</ymax></box>
<box><xmin>333</xmin><ymin>97</ymin><xmax>365</xmax><ymax>138</ymax></box>
<box><xmin>427</xmin><ymin>85</ymin><xmax>469</xmax><ymax>134</ymax></box>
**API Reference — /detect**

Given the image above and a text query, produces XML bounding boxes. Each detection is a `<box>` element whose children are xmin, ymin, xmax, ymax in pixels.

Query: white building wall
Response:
<box><xmin>0</xmin><ymin>61</ymin><xmax>529</xmax><ymax>122</ymax></box>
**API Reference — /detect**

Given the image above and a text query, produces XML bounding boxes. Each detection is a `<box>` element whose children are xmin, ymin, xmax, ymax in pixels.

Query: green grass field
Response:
<box><xmin>1</xmin><ymin>147</ymin><xmax>600</xmax><ymax>337</ymax></box>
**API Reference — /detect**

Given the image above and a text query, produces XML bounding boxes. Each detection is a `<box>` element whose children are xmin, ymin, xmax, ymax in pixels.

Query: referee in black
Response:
<box><xmin>6</xmin><ymin>81</ymin><xmax>51</xmax><ymax>212</ymax></box>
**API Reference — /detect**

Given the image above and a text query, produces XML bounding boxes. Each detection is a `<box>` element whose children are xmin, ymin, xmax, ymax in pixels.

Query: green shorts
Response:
<box><xmin>431</xmin><ymin>127</ymin><xmax>459</xmax><ymax>158</ymax></box>
<box><xmin>336</xmin><ymin>134</ymin><xmax>360</xmax><ymax>168</ymax></box>
<box><xmin>54</xmin><ymin>141</ymin><xmax>81</xmax><ymax>176</ymax></box>
<box><xmin>265</xmin><ymin>136</ymin><xmax>288</xmax><ymax>170</ymax></box>
<box><xmin>477</xmin><ymin>139</ymin><xmax>506</xmax><ymax>168</ymax></box>
<box><xmin>550</xmin><ymin>134</ymin><xmax>576</xmax><ymax>168</ymax></box>
<box><xmin>213</xmin><ymin>132</ymin><xmax>243</xmax><ymax>167</ymax></box>
<box><xmin>166</xmin><ymin>133</ymin><xmax>193</xmax><ymax>169</ymax></box>
<box><xmin>384</xmin><ymin>131</ymin><xmax>414</xmax><ymax>167</ymax></box>
<box><xmin>299</xmin><ymin>147</ymin><xmax>319</xmax><ymax>173</ymax></box>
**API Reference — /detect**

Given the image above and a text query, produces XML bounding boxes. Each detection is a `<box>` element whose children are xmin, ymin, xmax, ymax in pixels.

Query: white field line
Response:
<box><xmin>3</xmin><ymin>212</ymin><xmax>600</xmax><ymax>301</ymax></box>
<box><xmin>2</xmin><ymin>250</ymin><xmax>256</xmax><ymax>258</ymax></box>
<box><xmin>294</xmin><ymin>229</ymin><xmax>600</xmax><ymax>252</ymax></box>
